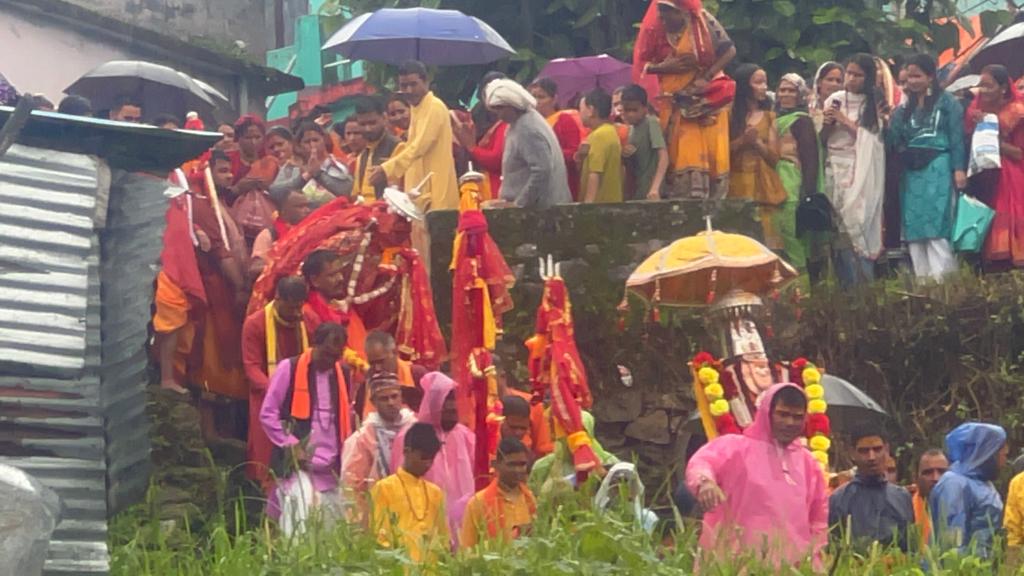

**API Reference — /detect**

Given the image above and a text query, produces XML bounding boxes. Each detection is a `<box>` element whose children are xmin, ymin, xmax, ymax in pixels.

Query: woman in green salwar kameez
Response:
<box><xmin>774</xmin><ymin>74</ymin><xmax>823</xmax><ymax>275</ymax></box>
<box><xmin>888</xmin><ymin>54</ymin><xmax>966</xmax><ymax>281</ymax></box>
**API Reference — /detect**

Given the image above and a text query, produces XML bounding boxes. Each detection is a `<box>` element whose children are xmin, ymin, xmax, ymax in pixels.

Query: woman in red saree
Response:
<box><xmin>966</xmin><ymin>65</ymin><xmax>1024</xmax><ymax>267</ymax></box>
<box><xmin>528</xmin><ymin>78</ymin><xmax>585</xmax><ymax>201</ymax></box>
<box><xmin>227</xmin><ymin>114</ymin><xmax>279</xmax><ymax>248</ymax></box>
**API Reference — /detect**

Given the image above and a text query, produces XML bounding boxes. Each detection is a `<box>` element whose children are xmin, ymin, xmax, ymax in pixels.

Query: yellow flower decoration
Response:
<box><xmin>802</xmin><ymin>367</ymin><xmax>822</xmax><ymax>386</ymax></box>
<box><xmin>805</xmin><ymin>384</ymin><xmax>825</xmax><ymax>400</ymax></box>
<box><xmin>704</xmin><ymin>383</ymin><xmax>724</xmax><ymax>400</ymax></box>
<box><xmin>808</xmin><ymin>398</ymin><xmax>827</xmax><ymax>415</ymax></box>
<box><xmin>709</xmin><ymin>399</ymin><xmax>730</xmax><ymax>417</ymax></box>
<box><xmin>698</xmin><ymin>366</ymin><xmax>719</xmax><ymax>385</ymax></box>
<box><xmin>817</xmin><ymin>460</ymin><xmax>829</xmax><ymax>472</ymax></box>
<box><xmin>812</xmin><ymin>450</ymin><xmax>829</xmax><ymax>466</ymax></box>
<box><xmin>809</xmin><ymin>435</ymin><xmax>831</xmax><ymax>452</ymax></box>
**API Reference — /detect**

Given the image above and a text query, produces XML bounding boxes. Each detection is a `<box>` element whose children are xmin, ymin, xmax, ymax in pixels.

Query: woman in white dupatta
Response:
<box><xmin>594</xmin><ymin>462</ymin><xmax>659</xmax><ymax>534</ymax></box>
<box><xmin>821</xmin><ymin>53</ymin><xmax>887</xmax><ymax>287</ymax></box>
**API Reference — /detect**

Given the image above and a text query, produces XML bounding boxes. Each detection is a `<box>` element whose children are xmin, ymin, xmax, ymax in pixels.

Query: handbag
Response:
<box><xmin>796</xmin><ymin>193</ymin><xmax>834</xmax><ymax>235</ymax></box>
<box><xmin>674</xmin><ymin>75</ymin><xmax>736</xmax><ymax>119</ymax></box>
<box><xmin>951</xmin><ymin>193</ymin><xmax>995</xmax><ymax>253</ymax></box>
<box><xmin>901</xmin><ymin>147</ymin><xmax>941</xmax><ymax>171</ymax></box>
<box><xmin>229</xmin><ymin>189</ymin><xmax>276</xmax><ymax>239</ymax></box>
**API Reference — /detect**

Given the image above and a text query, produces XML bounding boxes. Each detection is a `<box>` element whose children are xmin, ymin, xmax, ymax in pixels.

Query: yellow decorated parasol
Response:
<box><xmin>626</xmin><ymin>222</ymin><xmax>798</xmax><ymax>307</ymax></box>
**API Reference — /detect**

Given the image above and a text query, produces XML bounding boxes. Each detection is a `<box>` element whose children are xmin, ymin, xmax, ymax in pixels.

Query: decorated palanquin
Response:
<box><xmin>689</xmin><ymin>293</ymin><xmax>832</xmax><ymax>472</ymax></box>
<box><xmin>622</xmin><ymin>226</ymin><xmax>831</xmax><ymax>472</ymax></box>
<box><xmin>525</xmin><ymin>257</ymin><xmax>601</xmax><ymax>480</ymax></box>
<box><xmin>248</xmin><ymin>195</ymin><xmax>446</xmax><ymax>368</ymax></box>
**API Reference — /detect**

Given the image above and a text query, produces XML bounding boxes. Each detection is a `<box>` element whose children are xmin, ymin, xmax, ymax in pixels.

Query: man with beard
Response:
<box><xmin>341</xmin><ymin>371</ymin><xmax>416</xmax><ymax>517</ymax></box>
<box><xmin>353</xmin><ymin>95</ymin><xmax>405</xmax><ymax>203</ymax></box>
<box><xmin>300</xmin><ymin>249</ymin><xmax>367</xmax><ymax>355</ymax></box>
<box><xmin>241</xmin><ymin>276</ymin><xmax>310</xmax><ymax>489</ymax></box>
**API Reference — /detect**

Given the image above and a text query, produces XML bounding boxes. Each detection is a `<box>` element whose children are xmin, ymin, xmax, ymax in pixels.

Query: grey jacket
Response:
<box><xmin>828</xmin><ymin>475</ymin><xmax>915</xmax><ymax>551</ymax></box>
<box><xmin>500</xmin><ymin>109</ymin><xmax>571</xmax><ymax>209</ymax></box>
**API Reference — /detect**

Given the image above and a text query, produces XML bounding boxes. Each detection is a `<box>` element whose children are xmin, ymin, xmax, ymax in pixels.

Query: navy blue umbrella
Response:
<box><xmin>322</xmin><ymin>8</ymin><xmax>516</xmax><ymax>66</ymax></box>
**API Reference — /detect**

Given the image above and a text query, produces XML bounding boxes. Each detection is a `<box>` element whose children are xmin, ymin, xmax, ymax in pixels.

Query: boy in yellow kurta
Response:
<box><xmin>460</xmin><ymin>437</ymin><xmax>537</xmax><ymax>549</ymax></box>
<box><xmin>370</xmin><ymin>61</ymin><xmax>458</xmax><ymax>213</ymax></box>
<box><xmin>372</xmin><ymin>422</ymin><xmax>449</xmax><ymax>563</ymax></box>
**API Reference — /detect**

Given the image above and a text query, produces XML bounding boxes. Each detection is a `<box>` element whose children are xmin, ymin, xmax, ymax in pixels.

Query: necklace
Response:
<box><xmin>397</xmin><ymin>472</ymin><xmax>430</xmax><ymax>522</ymax></box>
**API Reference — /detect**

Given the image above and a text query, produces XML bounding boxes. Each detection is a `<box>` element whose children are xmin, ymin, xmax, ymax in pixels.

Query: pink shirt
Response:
<box><xmin>260</xmin><ymin>358</ymin><xmax>340</xmax><ymax>493</ymax></box>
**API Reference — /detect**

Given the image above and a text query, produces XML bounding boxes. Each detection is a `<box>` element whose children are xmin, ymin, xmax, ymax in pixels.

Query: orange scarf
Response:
<box><xmin>290</xmin><ymin>350</ymin><xmax>352</xmax><ymax>443</ymax></box>
<box><xmin>482</xmin><ymin>479</ymin><xmax>536</xmax><ymax>539</ymax></box>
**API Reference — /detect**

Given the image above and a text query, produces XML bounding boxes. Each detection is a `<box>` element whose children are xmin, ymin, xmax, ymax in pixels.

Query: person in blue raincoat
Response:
<box><xmin>930</xmin><ymin>422</ymin><xmax>1008</xmax><ymax>556</ymax></box>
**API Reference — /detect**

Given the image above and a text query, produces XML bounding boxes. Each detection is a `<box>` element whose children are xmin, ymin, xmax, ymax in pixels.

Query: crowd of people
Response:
<box><xmin>7</xmin><ymin>0</ymin><xmax>1024</xmax><ymax>568</ymax></box>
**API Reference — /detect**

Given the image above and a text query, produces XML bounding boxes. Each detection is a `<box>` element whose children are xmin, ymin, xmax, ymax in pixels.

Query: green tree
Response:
<box><xmin>321</xmin><ymin>0</ymin><xmax>1011</xmax><ymax>100</ymax></box>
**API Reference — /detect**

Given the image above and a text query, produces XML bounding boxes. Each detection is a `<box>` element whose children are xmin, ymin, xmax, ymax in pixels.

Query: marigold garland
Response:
<box><xmin>691</xmin><ymin>353</ymin><xmax>832</xmax><ymax>472</ymax></box>
<box><xmin>691</xmin><ymin>353</ymin><xmax>741</xmax><ymax>437</ymax></box>
<box><xmin>793</xmin><ymin>358</ymin><xmax>831</xmax><ymax>473</ymax></box>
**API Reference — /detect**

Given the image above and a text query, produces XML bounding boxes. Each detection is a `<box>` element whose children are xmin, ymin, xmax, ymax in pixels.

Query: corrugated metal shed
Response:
<box><xmin>0</xmin><ymin>145</ymin><xmax>99</xmax><ymax>374</ymax></box>
<box><xmin>0</xmin><ymin>110</ymin><xmax>220</xmax><ymax>576</ymax></box>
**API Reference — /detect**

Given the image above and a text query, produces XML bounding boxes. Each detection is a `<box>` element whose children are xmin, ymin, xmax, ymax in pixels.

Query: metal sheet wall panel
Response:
<box><xmin>0</xmin><ymin>144</ymin><xmax>99</xmax><ymax>375</ymax></box>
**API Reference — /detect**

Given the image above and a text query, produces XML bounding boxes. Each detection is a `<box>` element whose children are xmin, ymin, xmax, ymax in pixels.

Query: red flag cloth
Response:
<box><xmin>159</xmin><ymin>194</ymin><xmax>206</xmax><ymax>304</ymax></box>
<box><xmin>450</xmin><ymin>209</ymin><xmax>514</xmax><ymax>427</ymax></box>
<box><xmin>394</xmin><ymin>248</ymin><xmax>447</xmax><ymax>370</ymax></box>
<box><xmin>528</xmin><ymin>278</ymin><xmax>598</xmax><ymax>475</ymax></box>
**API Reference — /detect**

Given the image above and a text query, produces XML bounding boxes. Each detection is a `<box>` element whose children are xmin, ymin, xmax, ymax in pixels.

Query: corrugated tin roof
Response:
<box><xmin>0</xmin><ymin>144</ymin><xmax>98</xmax><ymax>376</ymax></box>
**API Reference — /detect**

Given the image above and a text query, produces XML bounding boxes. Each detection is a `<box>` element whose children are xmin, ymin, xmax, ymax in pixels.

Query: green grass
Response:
<box><xmin>109</xmin><ymin>479</ymin><xmax>1011</xmax><ymax>576</ymax></box>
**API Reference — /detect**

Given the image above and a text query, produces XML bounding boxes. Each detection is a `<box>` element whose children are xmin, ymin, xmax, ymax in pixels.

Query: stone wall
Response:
<box><xmin>427</xmin><ymin>200</ymin><xmax>760</xmax><ymax>498</ymax></box>
<box><xmin>62</xmin><ymin>0</ymin><xmax>272</xmax><ymax>57</ymax></box>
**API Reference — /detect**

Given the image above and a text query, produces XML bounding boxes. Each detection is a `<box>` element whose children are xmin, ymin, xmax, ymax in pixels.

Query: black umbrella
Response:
<box><xmin>65</xmin><ymin>60</ymin><xmax>217</xmax><ymax>122</ymax></box>
<box><xmin>685</xmin><ymin>374</ymin><xmax>889</xmax><ymax>436</ymax></box>
<box><xmin>969</xmin><ymin>22</ymin><xmax>1024</xmax><ymax>78</ymax></box>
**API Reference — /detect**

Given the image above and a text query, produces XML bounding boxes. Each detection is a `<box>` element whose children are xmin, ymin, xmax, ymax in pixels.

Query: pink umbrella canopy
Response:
<box><xmin>535</xmin><ymin>54</ymin><xmax>634</xmax><ymax>108</ymax></box>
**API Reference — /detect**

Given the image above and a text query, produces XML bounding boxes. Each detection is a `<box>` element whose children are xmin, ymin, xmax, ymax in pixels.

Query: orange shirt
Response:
<box><xmin>912</xmin><ymin>490</ymin><xmax>931</xmax><ymax>548</ymax></box>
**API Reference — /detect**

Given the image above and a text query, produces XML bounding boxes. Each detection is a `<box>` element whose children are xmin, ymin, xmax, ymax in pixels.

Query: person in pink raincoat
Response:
<box><xmin>686</xmin><ymin>383</ymin><xmax>829</xmax><ymax>568</ymax></box>
<box><xmin>391</xmin><ymin>372</ymin><xmax>476</xmax><ymax>544</ymax></box>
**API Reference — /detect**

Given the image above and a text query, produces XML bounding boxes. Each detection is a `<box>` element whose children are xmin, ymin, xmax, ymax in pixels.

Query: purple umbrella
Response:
<box><xmin>535</xmin><ymin>54</ymin><xmax>634</xmax><ymax>108</ymax></box>
<box><xmin>322</xmin><ymin>8</ymin><xmax>515</xmax><ymax>66</ymax></box>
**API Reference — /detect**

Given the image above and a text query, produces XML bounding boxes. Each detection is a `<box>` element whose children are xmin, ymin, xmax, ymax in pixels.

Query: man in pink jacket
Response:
<box><xmin>341</xmin><ymin>371</ymin><xmax>416</xmax><ymax>517</ymax></box>
<box><xmin>392</xmin><ymin>372</ymin><xmax>476</xmax><ymax>543</ymax></box>
<box><xmin>686</xmin><ymin>383</ymin><xmax>828</xmax><ymax>568</ymax></box>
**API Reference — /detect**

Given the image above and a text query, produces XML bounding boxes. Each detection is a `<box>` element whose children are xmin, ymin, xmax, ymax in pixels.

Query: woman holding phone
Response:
<box><xmin>820</xmin><ymin>53</ymin><xmax>887</xmax><ymax>287</ymax></box>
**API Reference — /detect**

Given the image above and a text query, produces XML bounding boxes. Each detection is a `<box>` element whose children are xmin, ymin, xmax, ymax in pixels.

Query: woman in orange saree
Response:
<box><xmin>644</xmin><ymin>0</ymin><xmax>735</xmax><ymax>200</ymax></box>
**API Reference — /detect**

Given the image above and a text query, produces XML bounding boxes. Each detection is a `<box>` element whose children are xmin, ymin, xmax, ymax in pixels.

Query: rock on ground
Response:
<box><xmin>0</xmin><ymin>464</ymin><xmax>62</xmax><ymax>576</ymax></box>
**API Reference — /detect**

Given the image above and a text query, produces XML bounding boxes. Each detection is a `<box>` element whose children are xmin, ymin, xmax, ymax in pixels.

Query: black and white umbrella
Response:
<box><xmin>969</xmin><ymin>22</ymin><xmax>1024</xmax><ymax>79</ymax></box>
<box><xmin>66</xmin><ymin>60</ymin><xmax>217</xmax><ymax>121</ymax></box>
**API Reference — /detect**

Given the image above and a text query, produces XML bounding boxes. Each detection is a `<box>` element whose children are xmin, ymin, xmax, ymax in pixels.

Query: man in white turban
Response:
<box><xmin>485</xmin><ymin>79</ymin><xmax>572</xmax><ymax>209</ymax></box>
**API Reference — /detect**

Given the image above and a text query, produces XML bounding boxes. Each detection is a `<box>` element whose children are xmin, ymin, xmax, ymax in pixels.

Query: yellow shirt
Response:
<box><xmin>354</xmin><ymin>137</ymin><xmax>407</xmax><ymax>204</ymax></box>
<box><xmin>1005</xmin><ymin>472</ymin><xmax>1024</xmax><ymax>547</ymax></box>
<box><xmin>380</xmin><ymin>91</ymin><xmax>458</xmax><ymax>213</ymax></box>
<box><xmin>580</xmin><ymin>122</ymin><xmax>623</xmax><ymax>204</ymax></box>
<box><xmin>459</xmin><ymin>483</ymin><xmax>536</xmax><ymax>549</ymax></box>
<box><xmin>371</xmin><ymin>468</ymin><xmax>449</xmax><ymax>563</ymax></box>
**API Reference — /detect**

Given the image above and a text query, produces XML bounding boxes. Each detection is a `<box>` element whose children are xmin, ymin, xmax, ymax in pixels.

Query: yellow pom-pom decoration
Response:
<box><xmin>698</xmin><ymin>366</ymin><xmax>719</xmax><ymax>385</ymax></box>
<box><xmin>818</xmin><ymin>460</ymin><xmax>829</xmax><ymax>473</ymax></box>
<box><xmin>805</xmin><ymin>384</ymin><xmax>825</xmax><ymax>400</ymax></box>
<box><xmin>808</xmin><ymin>398</ymin><xmax>828</xmax><ymax>414</ymax></box>
<box><xmin>809</xmin><ymin>435</ymin><xmax>832</xmax><ymax>452</ymax></box>
<box><xmin>709</xmin><ymin>399</ymin><xmax>730</xmax><ymax>417</ymax></box>
<box><xmin>802</xmin><ymin>367</ymin><xmax>822</xmax><ymax>386</ymax></box>
<box><xmin>704</xmin><ymin>383</ymin><xmax>724</xmax><ymax>400</ymax></box>
<box><xmin>812</xmin><ymin>450</ymin><xmax>829</xmax><ymax>466</ymax></box>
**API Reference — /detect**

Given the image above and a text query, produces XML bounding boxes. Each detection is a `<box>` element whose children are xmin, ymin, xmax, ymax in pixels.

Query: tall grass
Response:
<box><xmin>110</xmin><ymin>479</ymin><xmax>1008</xmax><ymax>576</ymax></box>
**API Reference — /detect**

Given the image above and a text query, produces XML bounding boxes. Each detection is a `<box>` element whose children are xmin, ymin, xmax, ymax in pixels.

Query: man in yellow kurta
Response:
<box><xmin>369</xmin><ymin>60</ymin><xmax>458</xmax><ymax>213</ymax></box>
<box><xmin>368</xmin><ymin>61</ymin><xmax>458</xmax><ymax>275</ymax></box>
<box><xmin>372</xmin><ymin>421</ymin><xmax>449</xmax><ymax>563</ymax></box>
<box><xmin>1005</xmin><ymin>464</ymin><xmax>1024</xmax><ymax>571</ymax></box>
<box><xmin>460</xmin><ymin>437</ymin><xmax>536</xmax><ymax>549</ymax></box>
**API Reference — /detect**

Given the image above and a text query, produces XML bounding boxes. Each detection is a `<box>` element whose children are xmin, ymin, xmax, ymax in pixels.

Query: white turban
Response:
<box><xmin>485</xmin><ymin>78</ymin><xmax>537</xmax><ymax>111</ymax></box>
